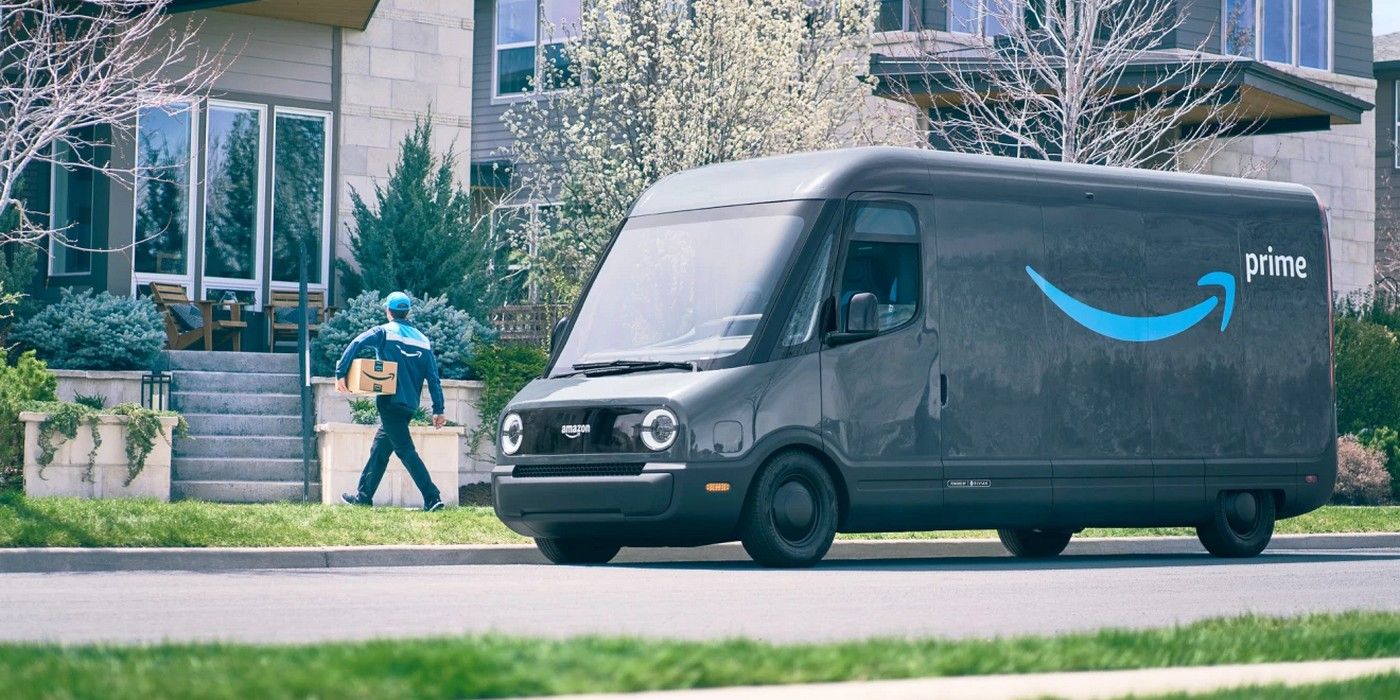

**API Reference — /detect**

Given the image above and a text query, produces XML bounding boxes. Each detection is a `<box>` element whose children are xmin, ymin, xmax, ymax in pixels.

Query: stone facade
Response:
<box><xmin>336</xmin><ymin>0</ymin><xmax>474</xmax><ymax>291</ymax></box>
<box><xmin>1195</xmin><ymin>70</ymin><xmax>1378</xmax><ymax>297</ymax></box>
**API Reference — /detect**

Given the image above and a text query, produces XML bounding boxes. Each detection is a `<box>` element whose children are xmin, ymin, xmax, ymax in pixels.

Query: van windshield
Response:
<box><xmin>551</xmin><ymin>201</ymin><xmax>814</xmax><ymax>376</ymax></box>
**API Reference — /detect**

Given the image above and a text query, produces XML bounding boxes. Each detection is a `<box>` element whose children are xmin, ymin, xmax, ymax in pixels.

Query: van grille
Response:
<box><xmin>512</xmin><ymin>463</ymin><xmax>647</xmax><ymax>478</ymax></box>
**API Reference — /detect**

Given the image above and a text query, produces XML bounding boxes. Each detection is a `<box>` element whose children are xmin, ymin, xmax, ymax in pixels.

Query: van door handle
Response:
<box><xmin>940</xmin><ymin>374</ymin><xmax>948</xmax><ymax>407</ymax></box>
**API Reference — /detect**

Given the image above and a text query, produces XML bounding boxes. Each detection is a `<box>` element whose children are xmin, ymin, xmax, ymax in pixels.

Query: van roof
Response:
<box><xmin>629</xmin><ymin>146</ymin><xmax>1319</xmax><ymax>217</ymax></box>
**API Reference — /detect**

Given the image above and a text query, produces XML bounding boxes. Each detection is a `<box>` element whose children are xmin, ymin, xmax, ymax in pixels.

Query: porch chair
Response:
<box><xmin>148</xmin><ymin>282</ymin><xmax>247</xmax><ymax>352</ymax></box>
<box><xmin>265</xmin><ymin>289</ymin><xmax>329</xmax><ymax>352</ymax></box>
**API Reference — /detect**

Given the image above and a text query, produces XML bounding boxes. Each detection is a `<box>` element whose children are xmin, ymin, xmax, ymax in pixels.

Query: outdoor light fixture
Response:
<box><xmin>640</xmin><ymin>408</ymin><xmax>678</xmax><ymax>451</ymax></box>
<box><xmin>140</xmin><ymin>371</ymin><xmax>171</xmax><ymax>412</ymax></box>
<box><xmin>501</xmin><ymin>413</ymin><xmax>524</xmax><ymax>455</ymax></box>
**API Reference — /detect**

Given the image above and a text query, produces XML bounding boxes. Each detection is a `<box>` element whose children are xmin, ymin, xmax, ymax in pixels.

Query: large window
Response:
<box><xmin>876</xmin><ymin>0</ymin><xmax>906</xmax><ymax>32</ymax></box>
<box><xmin>1394</xmin><ymin>80</ymin><xmax>1399</xmax><ymax>170</ymax></box>
<box><xmin>48</xmin><ymin>127</ymin><xmax>98</xmax><ymax>276</ymax></box>
<box><xmin>1224</xmin><ymin>0</ymin><xmax>1330</xmax><ymax>70</ymax></box>
<box><xmin>270</xmin><ymin>109</ymin><xmax>331</xmax><ymax>287</ymax></box>
<box><xmin>133</xmin><ymin>103</ymin><xmax>196</xmax><ymax>280</ymax></box>
<box><xmin>489</xmin><ymin>202</ymin><xmax>561</xmax><ymax>303</ymax></box>
<box><xmin>202</xmin><ymin>101</ymin><xmax>266</xmax><ymax>296</ymax></box>
<box><xmin>949</xmin><ymin>0</ymin><xmax>1010</xmax><ymax>37</ymax></box>
<box><xmin>494</xmin><ymin>0</ymin><xmax>580</xmax><ymax>96</ymax></box>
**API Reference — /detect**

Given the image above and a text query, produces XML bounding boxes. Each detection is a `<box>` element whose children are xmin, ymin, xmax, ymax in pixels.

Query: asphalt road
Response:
<box><xmin>4</xmin><ymin>541</ymin><xmax>1398</xmax><ymax>645</ymax></box>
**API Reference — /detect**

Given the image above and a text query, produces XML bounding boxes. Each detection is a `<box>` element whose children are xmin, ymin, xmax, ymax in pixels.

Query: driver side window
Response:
<box><xmin>839</xmin><ymin>202</ymin><xmax>920</xmax><ymax>332</ymax></box>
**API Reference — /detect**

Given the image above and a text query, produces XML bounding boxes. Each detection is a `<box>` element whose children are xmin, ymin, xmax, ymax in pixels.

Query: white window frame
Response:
<box><xmin>947</xmin><ymin>0</ymin><xmax>1012</xmax><ymax>38</ymax></box>
<box><xmin>493</xmin><ymin>0</ymin><xmax>581</xmax><ymax>101</ymax></box>
<box><xmin>47</xmin><ymin>138</ymin><xmax>96</xmax><ymax>278</ymax></box>
<box><xmin>875</xmin><ymin>0</ymin><xmax>910</xmax><ymax>33</ymax></box>
<box><xmin>200</xmin><ymin>99</ymin><xmax>268</xmax><ymax>307</ymax></box>
<box><xmin>1220</xmin><ymin>0</ymin><xmax>1333</xmax><ymax>72</ymax></box>
<box><xmin>267</xmin><ymin>106</ymin><xmax>334</xmax><ymax>292</ymax></box>
<box><xmin>131</xmin><ymin>101</ymin><xmax>200</xmax><ymax>297</ymax></box>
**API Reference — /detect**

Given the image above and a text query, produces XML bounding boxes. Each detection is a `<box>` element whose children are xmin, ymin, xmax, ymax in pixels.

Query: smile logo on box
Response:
<box><xmin>1025</xmin><ymin>266</ymin><xmax>1235</xmax><ymax>343</ymax></box>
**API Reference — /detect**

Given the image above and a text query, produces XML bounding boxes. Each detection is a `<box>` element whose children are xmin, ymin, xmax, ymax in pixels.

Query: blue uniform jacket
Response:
<box><xmin>335</xmin><ymin>321</ymin><xmax>445</xmax><ymax>415</ymax></box>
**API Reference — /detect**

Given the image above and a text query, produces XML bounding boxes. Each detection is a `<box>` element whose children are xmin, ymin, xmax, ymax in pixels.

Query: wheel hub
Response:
<box><xmin>772</xmin><ymin>480</ymin><xmax>816</xmax><ymax>541</ymax></box>
<box><xmin>1226</xmin><ymin>492</ymin><xmax>1259</xmax><ymax>533</ymax></box>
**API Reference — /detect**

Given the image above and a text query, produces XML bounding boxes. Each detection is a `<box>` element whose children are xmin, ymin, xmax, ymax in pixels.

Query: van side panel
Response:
<box><xmin>933</xmin><ymin>195</ymin><xmax>1054</xmax><ymax>527</ymax></box>
<box><xmin>1039</xmin><ymin>184</ymin><xmax>1155</xmax><ymax>524</ymax></box>
<box><xmin>1140</xmin><ymin>190</ymin><xmax>1246</xmax><ymax>521</ymax></box>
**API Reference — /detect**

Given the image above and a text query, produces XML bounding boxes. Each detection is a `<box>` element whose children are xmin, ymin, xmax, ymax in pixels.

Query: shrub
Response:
<box><xmin>346</xmin><ymin>397</ymin><xmax>432</xmax><ymax>426</ymax></box>
<box><xmin>471</xmin><ymin>342</ymin><xmax>547</xmax><ymax>449</ymax></box>
<box><xmin>11</xmin><ymin>289</ymin><xmax>165</xmax><ymax>370</ymax></box>
<box><xmin>1332</xmin><ymin>316</ymin><xmax>1400</xmax><ymax>435</ymax></box>
<box><xmin>311</xmin><ymin>291</ymin><xmax>496</xmax><ymax>381</ymax></box>
<box><xmin>1356</xmin><ymin>426</ymin><xmax>1400</xmax><ymax>502</ymax></box>
<box><xmin>1334</xmin><ymin>435</ymin><xmax>1393</xmax><ymax>505</ymax></box>
<box><xmin>0</xmin><ymin>351</ymin><xmax>59</xmax><ymax>489</ymax></box>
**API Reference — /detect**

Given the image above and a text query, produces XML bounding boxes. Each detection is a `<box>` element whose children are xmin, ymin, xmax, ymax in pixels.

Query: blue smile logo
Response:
<box><xmin>1025</xmin><ymin>266</ymin><xmax>1236</xmax><ymax>343</ymax></box>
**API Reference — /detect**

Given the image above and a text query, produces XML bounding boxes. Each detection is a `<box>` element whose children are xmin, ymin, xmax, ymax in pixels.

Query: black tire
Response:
<box><xmin>1196</xmin><ymin>490</ymin><xmax>1276</xmax><ymax>558</ymax></box>
<box><xmin>534</xmin><ymin>538</ymin><xmax>621</xmax><ymax>565</ymax></box>
<box><xmin>738</xmin><ymin>451</ymin><xmax>839</xmax><ymax>568</ymax></box>
<box><xmin>998</xmin><ymin>528</ymin><xmax>1073</xmax><ymax>558</ymax></box>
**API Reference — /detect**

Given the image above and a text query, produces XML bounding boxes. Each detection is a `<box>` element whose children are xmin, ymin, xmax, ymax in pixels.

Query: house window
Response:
<box><xmin>876</xmin><ymin>0</ymin><xmax>906</xmax><ymax>32</ymax></box>
<box><xmin>1394</xmin><ymin>80</ymin><xmax>1399</xmax><ymax>170</ymax></box>
<box><xmin>495</xmin><ymin>0</ymin><xmax>580</xmax><ymax>97</ymax></box>
<box><xmin>133</xmin><ymin>103</ymin><xmax>196</xmax><ymax>279</ymax></box>
<box><xmin>489</xmin><ymin>202</ymin><xmax>561</xmax><ymax>303</ymax></box>
<box><xmin>202</xmin><ymin>101</ymin><xmax>266</xmax><ymax>300</ymax></box>
<box><xmin>48</xmin><ymin>127</ymin><xmax>98</xmax><ymax>276</ymax></box>
<box><xmin>270</xmin><ymin>109</ymin><xmax>331</xmax><ymax>287</ymax></box>
<box><xmin>949</xmin><ymin>0</ymin><xmax>1010</xmax><ymax>37</ymax></box>
<box><xmin>1223</xmin><ymin>0</ymin><xmax>1329</xmax><ymax>70</ymax></box>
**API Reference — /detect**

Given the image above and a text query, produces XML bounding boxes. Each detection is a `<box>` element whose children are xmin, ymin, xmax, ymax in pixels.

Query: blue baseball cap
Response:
<box><xmin>384</xmin><ymin>292</ymin><xmax>412</xmax><ymax>311</ymax></box>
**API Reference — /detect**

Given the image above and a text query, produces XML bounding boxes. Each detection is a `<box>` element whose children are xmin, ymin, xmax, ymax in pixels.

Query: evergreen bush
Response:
<box><xmin>1332</xmin><ymin>315</ymin><xmax>1400</xmax><ymax>436</ymax></box>
<box><xmin>0</xmin><ymin>351</ymin><xmax>59</xmax><ymax>489</ymax></box>
<box><xmin>311</xmin><ymin>291</ymin><xmax>495</xmax><ymax>380</ymax></box>
<box><xmin>471</xmin><ymin>342</ymin><xmax>547</xmax><ymax>449</ymax></box>
<box><xmin>11</xmin><ymin>289</ymin><xmax>165</xmax><ymax>371</ymax></box>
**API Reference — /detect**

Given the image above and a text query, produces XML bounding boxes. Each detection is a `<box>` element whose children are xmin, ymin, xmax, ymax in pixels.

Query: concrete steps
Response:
<box><xmin>167</xmin><ymin>351</ymin><xmax>316</xmax><ymax>503</ymax></box>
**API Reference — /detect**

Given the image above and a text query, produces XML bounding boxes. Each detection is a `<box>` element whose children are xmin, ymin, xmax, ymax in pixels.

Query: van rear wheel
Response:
<box><xmin>739</xmin><ymin>451</ymin><xmax>838</xmax><ymax>568</ymax></box>
<box><xmin>535</xmin><ymin>537</ymin><xmax>621</xmax><ymax>565</ymax></box>
<box><xmin>1197</xmin><ymin>490</ymin><xmax>1275</xmax><ymax>558</ymax></box>
<box><xmin>998</xmin><ymin>528</ymin><xmax>1073</xmax><ymax>558</ymax></box>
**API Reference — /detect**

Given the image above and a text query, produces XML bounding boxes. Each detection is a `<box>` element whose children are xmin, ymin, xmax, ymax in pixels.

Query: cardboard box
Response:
<box><xmin>347</xmin><ymin>358</ymin><xmax>397</xmax><ymax>395</ymax></box>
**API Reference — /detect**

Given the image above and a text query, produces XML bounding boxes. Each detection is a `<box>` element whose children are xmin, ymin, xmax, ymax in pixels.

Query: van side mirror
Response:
<box><xmin>827</xmin><ymin>292</ymin><xmax>878</xmax><ymax>346</ymax></box>
<box><xmin>550</xmin><ymin>316</ymin><xmax>569</xmax><ymax>355</ymax></box>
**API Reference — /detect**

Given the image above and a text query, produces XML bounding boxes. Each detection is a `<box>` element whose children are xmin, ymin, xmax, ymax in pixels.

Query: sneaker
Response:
<box><xmin>341</xmin><ymin>492</ymin><xmax>371</xmax><ymax>507</ymax></box>
<box><xmin>423</xmin><ymin>499</ymin><xmax>445</xmax><ymax>512</ymax></box>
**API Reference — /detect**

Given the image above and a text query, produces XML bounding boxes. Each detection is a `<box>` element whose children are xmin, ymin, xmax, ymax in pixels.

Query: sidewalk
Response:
<box><xmin>519</xmin><ymin>658</ymin><xmax>1400</xmax><ymax>700</ymax></box>
<box><xmin>2</xmin><ymin>532</ymin><xmax>1396</xmax><ymax>573</ymax></box>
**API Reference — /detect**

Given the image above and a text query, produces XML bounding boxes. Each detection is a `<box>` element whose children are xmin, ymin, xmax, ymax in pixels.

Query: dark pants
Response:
<box><xmin>355</xmin><ymin>403</ymin><xmax>441</xmax><ymax>505</ymax></box>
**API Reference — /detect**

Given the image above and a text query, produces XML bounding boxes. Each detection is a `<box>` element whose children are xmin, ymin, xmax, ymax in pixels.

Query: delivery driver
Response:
<box><xmin>335</xmin><ymin>291</ymin><xmax>447</xmax><ymax>511</ymax></box>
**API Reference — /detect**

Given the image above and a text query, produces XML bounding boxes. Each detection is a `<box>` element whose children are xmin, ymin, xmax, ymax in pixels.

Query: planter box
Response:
<box><xmin>311</xmin><ymin>378</ymin><xmax>494</xmax><ymax>484</ymax></box>
<box><xmin>52</xmin><ymin>370</ymin><xmax>147</xmax><ymax>406</ymax></box>
<box><xmin>20</xmin><ymin>412</ymin><xmax>179</xmax><ymax>501</ymax></box>
<box><xmin>316</xmin><ymin>422</ymin><xmax>462</xmax><ymax>507</ymax></box>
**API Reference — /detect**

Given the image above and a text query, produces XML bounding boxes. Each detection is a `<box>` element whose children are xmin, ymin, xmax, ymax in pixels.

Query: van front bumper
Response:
<box><xmin>491</xmin><ymin>461</ymin><xmax>753</xmax><ymax>546</ymax></box>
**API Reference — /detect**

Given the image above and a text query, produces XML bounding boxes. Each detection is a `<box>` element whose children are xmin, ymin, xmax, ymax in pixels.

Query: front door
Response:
<box><xmin>820</xmin><ymin>194</ymin><xmax>942</xmax><ymax>531</ymax></box>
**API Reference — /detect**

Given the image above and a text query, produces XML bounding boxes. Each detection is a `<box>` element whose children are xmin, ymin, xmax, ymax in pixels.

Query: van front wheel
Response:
<box><xmin>998</xmin><ymin>528</ymin><xmax>1073</xmax><ymax>558</ymax></box>
<box><xmin>739</xmin><ymin>451</ymin><xmax>839</xmax><ymax>568</ymax></box>
<box><xmin>1196</xmin><ymin>490</ymin><xmax>1275</xmax><ymax>558</ymax></box>
<box><xmin>535</xmin><ymin>538</ymin><xmax>621</xmax><ymax>565</ymax></box>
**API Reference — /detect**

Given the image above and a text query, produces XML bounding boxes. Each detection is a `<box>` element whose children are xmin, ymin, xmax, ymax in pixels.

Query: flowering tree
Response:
<box><xmin>887</xmin><ymin>0</ymin><xmax>1252</xmax><ymax>172</ymax></box>
<box><xmin>0</xmin><ymin>0</ymin><xmax>220</xmax><ymax>249</ymax></box>
<box><xmin>504</xmin><ymin>0</ymin><xmax>877</xmax><ymax>303</ymax></box>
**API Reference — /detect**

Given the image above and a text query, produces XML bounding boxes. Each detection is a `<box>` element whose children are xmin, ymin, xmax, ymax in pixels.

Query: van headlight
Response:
<box><xmin>501</xmin><ymin>413</ymin><xmax>524</xmax><ymax>455</ymax></box>
<box><xmin>640</xmin><ymin>408</ymin><xmax>679</xmax><ymax>451</ymax></box>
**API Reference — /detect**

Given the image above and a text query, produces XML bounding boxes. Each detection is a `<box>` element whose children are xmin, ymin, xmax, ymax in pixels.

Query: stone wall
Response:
<box><xmin>335</xmin><ymin>0</ymin><xmax>474</xmax><ymax>294</ymax></box>
<box><xmin>52</xmin><ymin>370</ymin><xmax>147</xmax><ymax>407</ymax></box>
<box><xmin>1195</xmin><ymin>70</ymin><xmax>1378</xmax><ymax>297</ymax></box>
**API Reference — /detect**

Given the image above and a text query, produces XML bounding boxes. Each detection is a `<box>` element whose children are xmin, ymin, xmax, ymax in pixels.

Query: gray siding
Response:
<box><xmin>1176</xmin><ymin>0</ymin><xmax>1371</xmax><ymax>79</ymax></box>
<box><xmin>471</xmin><ymin>0</ymin><xmax>517</xmax><ymax>167</ymax></box>
<box><xmin>194</xmin><ymin>11</ymin><xmax>335</xmax><ymax>103</ymax></box>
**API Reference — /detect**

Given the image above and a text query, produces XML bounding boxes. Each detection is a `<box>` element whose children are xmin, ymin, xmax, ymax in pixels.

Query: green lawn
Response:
<box><xmin>0</xmin><ymin>492</ymin><xmax>1396</xmax><ymax>547</ymax></box>
<box><xmin>1135</xmin><ymin>673</ymin><xmax>1400</xmax><ymax>700</ymax></box>
<box><xmin>0</xmin><ymin>613</ymin><xmax>1397</xmax><ymax>700</ymax></box>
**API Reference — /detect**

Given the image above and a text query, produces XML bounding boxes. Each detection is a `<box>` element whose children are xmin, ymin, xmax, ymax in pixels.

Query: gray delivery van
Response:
<box><xmin>491</xmin><ymin>147</ymin><xmax>1336</xmax><ymax>567</ymax></box>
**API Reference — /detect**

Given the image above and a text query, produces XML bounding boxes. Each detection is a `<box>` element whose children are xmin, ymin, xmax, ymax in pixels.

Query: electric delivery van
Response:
<box><xmin>491</xmin><ymin>147</ymin><xmax>1336</xmax><ymax>568</ymax></box>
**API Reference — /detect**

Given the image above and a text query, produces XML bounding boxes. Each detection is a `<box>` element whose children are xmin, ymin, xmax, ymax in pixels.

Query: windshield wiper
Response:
<box><xmin>567</xmin><ymin>359</ymin><xmax>699</xmax><ymax>376</ymax></box>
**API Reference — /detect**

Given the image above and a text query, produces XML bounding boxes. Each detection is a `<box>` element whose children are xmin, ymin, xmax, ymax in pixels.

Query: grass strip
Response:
<box><xmin>0</xmin><ymin>612</ymin><xmax>1397</xmax><ymax>700</ymax></box>
<box><xmin>0</xmin><ymin>491</ymin><xmax>1395</xmax><ymax>548</ymax></box>
<box><xmin>1132</xmin><ymin>672</ymin><xmax>1400</xmax><ymax>699</ymax></box>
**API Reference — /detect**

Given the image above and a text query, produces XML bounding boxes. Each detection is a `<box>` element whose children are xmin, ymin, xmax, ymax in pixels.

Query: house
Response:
<box><xmin>1375</xmin><ymin>31</ymin><xmax>1400</xmax><ymax>290</ymax></box>
<box><xmin>469</xmin><ymin>0</ymin><xmax>1378</xmax><ymax>297</ymax></box>
<box><xmin>30</xmin><ymin>0</ymin><xmax>474</xmax><ymax>346</ymax></box>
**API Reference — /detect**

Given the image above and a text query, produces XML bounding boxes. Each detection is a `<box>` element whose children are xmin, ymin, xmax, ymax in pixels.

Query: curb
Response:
<box><xmin>1</xmin><ymin>532</ymin><xmax>1396</xmax><ymax>574</ymax></box>
<box><xmin>512</xmin><ymin>658</ymin><xmax>1400</xmax><ymax>700</ymax></box>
